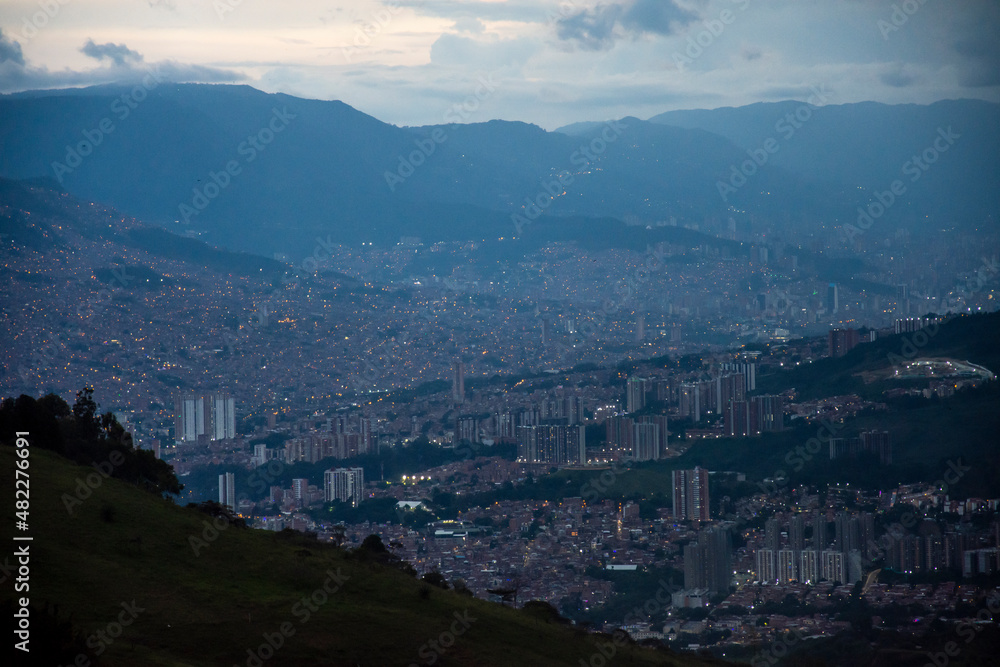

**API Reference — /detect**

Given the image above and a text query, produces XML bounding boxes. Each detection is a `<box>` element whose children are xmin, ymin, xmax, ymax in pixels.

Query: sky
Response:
<box><xmin>0</xmin><ymin>0</ymin><xmax>997</xmax><ymax>130</ymax></box>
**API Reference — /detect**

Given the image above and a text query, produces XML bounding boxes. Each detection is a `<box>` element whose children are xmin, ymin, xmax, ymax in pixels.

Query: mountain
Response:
<box><xmin>647</xmin><ymin>99</ymin><xmax>1000</xmax><ymax>226</ymax></box>
<box><xmin>0</xmin><ymin>437</ymin><xmax>717</xmax><ymax>666</ymax></box>
<box><xmin>8</xmin><ymin>85</ymin><xmax>993</xmax><ymax>261</ymax></box>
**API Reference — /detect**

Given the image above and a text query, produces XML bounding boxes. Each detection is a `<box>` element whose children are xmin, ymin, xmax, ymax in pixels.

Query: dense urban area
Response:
<box><xmin>3</xmin><ymin>184</ymin><xmax>999</xmax><ymax>661</ymax></box>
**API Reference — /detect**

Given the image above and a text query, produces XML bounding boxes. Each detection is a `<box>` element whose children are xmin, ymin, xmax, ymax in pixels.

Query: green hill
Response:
<box><xmin>0</xmin><ymin>444</ymin><xmax>718</xmax><ymax>667</ymax></box>
<box><xmin>755</xmin><ymin>312</ymin><xmax>1000</xmax><ymax>401</ymax></box>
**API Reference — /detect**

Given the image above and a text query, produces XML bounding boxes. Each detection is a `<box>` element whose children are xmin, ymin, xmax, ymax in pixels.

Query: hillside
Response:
<box><xmin>754</xmin><ymin>311</ymin><xmax>1000</xmax><ymax>401</ymax></box>
<box><xmin>649</xmin><ymin>99</ymin><xmax>1000</xmax><ymax>227</ymax></box>
<box><xmin>0</xmin><ymin>443</ymin><xmax>719</xmax><ymax>667</ymax></box>
<box><xmin>4</xmin><ymin>86</ymin><xmax>996</xmax><ymax>257</ymax></box>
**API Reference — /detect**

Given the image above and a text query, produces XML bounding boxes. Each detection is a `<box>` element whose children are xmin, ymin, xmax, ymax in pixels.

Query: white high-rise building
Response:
<box><xmin>778</xmin><ymin>549</ymin><xmax>799</xmax><ymax>583</ymax></box>
<box><xmin>175</xmin><ymin>393</ymin><xmax>236</xmax><ymax>444</ymax></box>
<box><xmin>219</xmin><ymin>472</ymin><xmax>235</xmax><ymax>511</ymax></box>
<box><xmin>324</xmin><ymin>467</ymin><xmax>365</xmax><ymax>507</ymax></box>
<box><xmin>175</xmin><ymin>395</ymin><xmax>206</xmax><ymax>443</ymax></box>
<box><xmin>756</xmin><ymin>549</ymin><xmax>776</xmax><ymax>584</ymax></box>
<box><xmin>211</xmin><ymin>394</ymin><xmax>236</xmax><ymax>441</ymax></box>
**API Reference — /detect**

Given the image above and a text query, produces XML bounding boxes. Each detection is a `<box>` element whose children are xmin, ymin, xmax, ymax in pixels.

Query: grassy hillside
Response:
<box><xmin>0</xmin><ymin>445</ymin><xmax>718</xmax><ymax>667</ymax></box>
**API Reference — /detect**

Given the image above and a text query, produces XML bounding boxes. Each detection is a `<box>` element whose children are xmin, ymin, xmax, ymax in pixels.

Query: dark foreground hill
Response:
<box><xmin>0</xmin><ymin>443</ymin><xmax>719</xmax><ymax>666</ymax></box>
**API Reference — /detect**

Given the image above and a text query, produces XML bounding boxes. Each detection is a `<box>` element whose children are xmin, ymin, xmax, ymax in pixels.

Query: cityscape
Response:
<box><xmin>2</xmin><ymin>1</ymin><xmax>1000</xmax><ymax>665</ymax></box>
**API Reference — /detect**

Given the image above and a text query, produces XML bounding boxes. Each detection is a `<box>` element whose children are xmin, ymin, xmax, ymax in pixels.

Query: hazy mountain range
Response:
<box><xmin>1</xmin><ymin>85</ymin><xmax>996</xmax><ymax>259</ymax></box>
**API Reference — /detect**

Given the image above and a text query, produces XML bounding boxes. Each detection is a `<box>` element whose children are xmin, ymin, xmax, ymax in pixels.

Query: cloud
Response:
<box><xmin>81</xmin><ymin>39</ymin><xmax>144</xmax><ymax>67</ymax></box>
<box><xmin>555</xmin><ymin>0</ymin><xmax>694</xmax><ymax>51</ymax></box>
<box><xmin>555</xmin><ymin>5</ymin><xmax>623</xmax><ymax>51</ymax></box>
<box><xmin>430</xmin><ymin>33</ymin><xmax>536</xmax><ymax>68</ymax></box>
<box><xmin>953</xmin><ymin>36</ymin><xmax>1000</xmax><ymax>88</ymax></box>
<box><xmin>453</xmin><ymin>17</ymin><xmax>486</xmax><ymax>34</ymax></box>
<box><xmin>0</xmin><ymin>35</ymin><xmax>245</xmax><ymax>93</ymax></box>
<box><xmin>620</xmin><ymin>0</ymin><xmax>697</xmax><ymax>36</ymax></box>
<box><xmin>0</xmin><ymin>29</ymin><xmax>25</xmax><ymax>66</ymax></box>
<box><xmin>880</xmin><ymin>64</ymin><xmax>916</xmax><ymax>89</ymax></box>
<box><xmin>399</xmin><ymin>0</ymin><xmax>543</xmax><ymax>23</ymax></box>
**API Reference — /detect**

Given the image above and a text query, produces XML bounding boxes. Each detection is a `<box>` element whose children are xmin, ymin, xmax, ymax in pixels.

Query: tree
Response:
<box><xmin>72</xmin><ymin>388</ymin><xmax>100</xmax><ymax>439</ymax></box>
<box><xmin>421</xmin><ymin>571</ymin><xmax>450</xmax><ymax>589</ymax></box>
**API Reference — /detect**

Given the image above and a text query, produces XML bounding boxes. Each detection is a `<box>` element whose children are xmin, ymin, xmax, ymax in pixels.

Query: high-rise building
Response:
<box><xmin>626</xmin><ymin>377</ymin><xmax>649</xmax><ymax>413</ymax></box>
<box><xmin>218</xmin><ymin>472</ymin><xmax>235</xmax><ymax>511</ymax></box>
<box><xmin>778</xmin><ymin>549</ymin><xmax>799</xmax><ymax>583</ymax></box>
<box><xmin>451</xmin><ymin>361</ymin><xmax>465</xmax><ymax>404</ymax></box>
<box><xmin>686</xmin><ymin>526</ymin><xmax>732</xmax><ymax>593</ymax></box>
<box><xmin>636</xmin><ymin>414</ymin><xmax>668</xmax><ymax>458</ymax></box>
<box><xmin>860</xmin><ymin>430</ymin><xmax>892</xmax><ymax>465</ymax></box>
<box><xmin>800</xmin><ymin>550</ymin><xmax>820</xmax><ymax>584</ymax></box>
<box><xmin>516</xmin><ymin>425</ymin><xmax>586</xmax><ymax>466</ymax></box>
<box><xmin>812</xmin><ymin>515</ymin><xmax>828</xmax><ymax>550</ymax></box>
<box><xmin>359</xmin><ymin>416</ymin><xmax>379</xmax><ymax>454</ymax></box>
<box><xmin>790</xmin><ymin>515</ymin><xmax>807</xmax><ymax>552</ymax></box>
<box><xmin>821</xmin><ymin>550</ymin><xmax>846</xmax><ymax>583</ymax></box>
<box><xmin>722</xmin><ymin>352</ymin><xmax>758</xmax><ymax>392</ymax></box>
<box><xmin>673</xmin><ymin>467</ymin><xmax>710</xmax><ymax>522</ymax></box>
<box><xmin>455</xmin><ymin>416</ymin><xmax>479</xmax><ymax>444</ymax></box>
<box><xmin>210</xmin><ymin>393</ymin><xmax>236</xmax><ymax>441</ymax></box>
<box><xmin>678</xmin><ymin>383</ymin><xmax>701</xmax><ymax>422</ymax></box>
<box><xmin>751</xmin><ymin>395</ymin><xmax>784</xmax><ymax>433</ymax></box>
<box><xmin>292</xmin><ymin>478</ymin><xmax>309</xmax><ymax>502</ymax></box>
<box><xmin>756</xmin><ymin>548</ymin><xmax>776</xmax><ymax>584</ymax></box>
<box><xmin>175</xmin><ymin>394</ymin><xmax>207</xmax><ymax>444</ymax></box>
<box><xmin>826</xmin><ymin>283</ymin><xmax>839</xmax><ymax>313</ymax></box>
<box><xmin>175</xmin><ymin>393</ymin><xmax>236</xmax><ymax>444</ymax></box>
<box><xmin>633</xmin><ymin>422</ymin><xmax>660</xmax><ymax>462</ymax></box>
<box><xmin>828</xmin><ymin>328</ymin><xmax>861</xmax><ymax>358</ymax></box>
<box><xmin>724</xmin><ymin>400</ymin><xmax>750</xmax><ymax>437</ymax></box>
<box><xmin>324</xmin><ymin>467</ymin><xmax>365</xmax><ymax>507</ymax></box>
<box><xmin>716</xmin><ymin>372</ymin><xmax>746</xmax><ymax>411</ymax></box>
<box><xmin>765</xmin><ymin>516</ymin><xmax>781</xmax><ymax>552</ymax></box>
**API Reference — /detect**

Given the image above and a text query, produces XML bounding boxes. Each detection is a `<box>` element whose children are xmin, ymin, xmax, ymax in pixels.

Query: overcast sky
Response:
<box><xmin>0</xmin><ymin>0</ymin><xmax>997</xmax><ymax>129</ymax></box>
